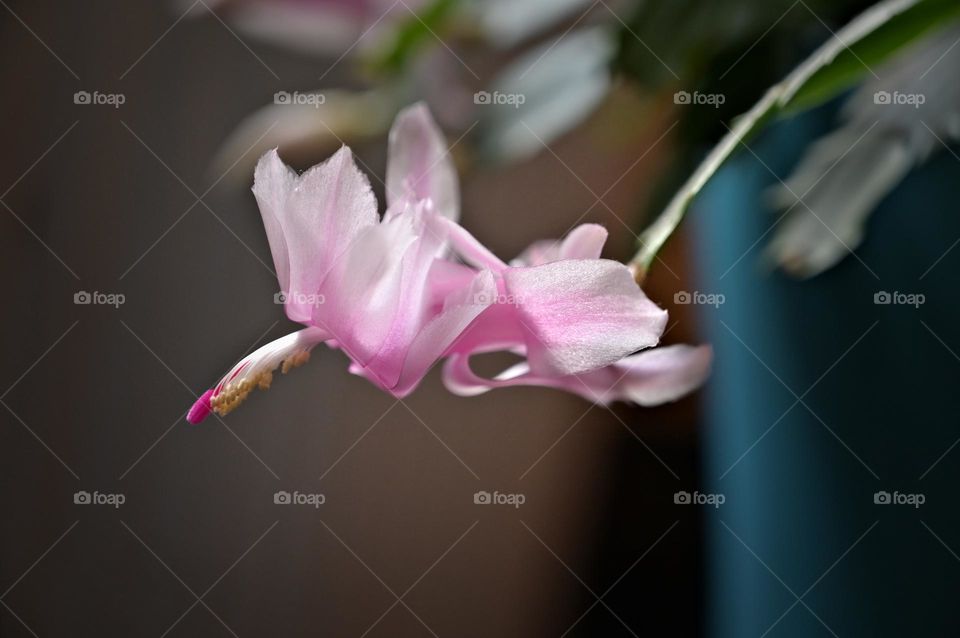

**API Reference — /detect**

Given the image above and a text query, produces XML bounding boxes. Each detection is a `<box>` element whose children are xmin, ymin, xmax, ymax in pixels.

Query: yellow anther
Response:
<box><xmin>210</xmin><ymin>348</ymin><xmax>311</xmax><ymax>418</ymax></box>
<box><xmin>257</xmin><ymin>371</ymin><xmax>273</xmax><ymax>390</ymax></box>
<box><xmin>282</xmin><ymin>350</ymin><xmax>311</xmax><ymax>374</ymax></box>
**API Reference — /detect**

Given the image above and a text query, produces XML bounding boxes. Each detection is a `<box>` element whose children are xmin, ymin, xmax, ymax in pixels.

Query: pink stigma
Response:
<box><xmin>187</xmin><ymin>389</ymin><xmax>215</xmax><ymax>425</ymax></box>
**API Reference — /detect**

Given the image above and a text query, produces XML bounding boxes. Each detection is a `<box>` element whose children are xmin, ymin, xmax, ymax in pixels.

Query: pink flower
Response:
<box><xmin>187</xmin><ymin>104</ymin><xmax>710</xmax><ymax>424</ymax></box>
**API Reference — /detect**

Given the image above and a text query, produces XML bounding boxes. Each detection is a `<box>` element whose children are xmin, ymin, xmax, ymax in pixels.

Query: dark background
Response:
<box><xmin>0</xmin><ymin>2</ymin><xmax>708</xmax><ymax>636</ymax></box>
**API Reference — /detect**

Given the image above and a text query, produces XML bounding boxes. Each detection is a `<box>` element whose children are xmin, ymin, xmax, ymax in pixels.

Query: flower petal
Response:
<box><xmin>387</xmin><ymin>102</ymin><xmax>460</xmax><ymax>221</ymax></box>
<box><xmin>595</xmin><ymin>344</ymin><xmax>712</xmax><ymax>405</ymax></box>
<box><xmin>312</xmin><ymin>211</ymin><xmax>419</xmax><ymax>367</ymax></box>
<box><xmin>391</xmin><ymin>269</ymin><xmax>498</xmax><ymax>396</ymax></box>
<box><xmin>253</xmin><ymin>147</ymin><xmax>378</xmax><ymax>322</ymax></box>
<box><xmin>432</xmin><ymin>215</ymin><xmax>509</xmax><ymax>272</ymax></box>
<box><xmin>503</xmin><ymin>259</ymin><xmax>667</xmax><ymax>375</ymax></box>
<box><xmin>511</xmin><ymin>223</ymin><xmax>608</xmax><ymax>266</ymax></box>
<box><xmin>557</xmin><ymin>223</ymin><xmax>608</xmax><ymax>260</ymax></box>
<box><xmin>443</xmin><ymin>344</ymin><xmax>711</xmax><ymax>406</ymax></box>
<box><xmin>363</xmin><ymin>204</ymin><xmax>452</xmax><ymax>387</ymax></box>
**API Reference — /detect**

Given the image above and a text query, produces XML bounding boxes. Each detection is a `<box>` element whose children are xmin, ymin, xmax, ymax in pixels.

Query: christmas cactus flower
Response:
<box><xmin>187</xmin><ymin>104</ymin><xmax>711</xmax><ymax>424</ymax></box>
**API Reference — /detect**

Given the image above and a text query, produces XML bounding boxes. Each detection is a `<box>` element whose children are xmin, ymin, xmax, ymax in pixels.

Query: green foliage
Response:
<box><xmin>627</xmin><ymin>0</ymin><xmax>960</xmax><ymax>275</ymax></box>
<box><xmin>784</xmin><ymin>0</ymin><xmax>960</xmax><ymax>112</ymax></box>
<box><xmin>368</xmin><ymin>0</ymin><xmax>461</xmax><ymax>76</ymax></box>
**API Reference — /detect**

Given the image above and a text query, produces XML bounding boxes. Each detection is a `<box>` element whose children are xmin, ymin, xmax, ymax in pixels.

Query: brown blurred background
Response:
<box><xmin>0</xmin><ymin>2</ymin><xmax>708</xmax><ymax>636</ymax></box>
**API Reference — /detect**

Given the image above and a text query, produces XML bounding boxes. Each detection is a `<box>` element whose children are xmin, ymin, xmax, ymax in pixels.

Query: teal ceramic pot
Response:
<box><xmin>693</xmin><ymin>104</ymin><xmax>960</xmax><ymax>637</ymax></box>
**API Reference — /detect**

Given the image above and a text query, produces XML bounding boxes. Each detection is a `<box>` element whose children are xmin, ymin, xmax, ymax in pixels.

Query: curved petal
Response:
<box><xmin>364</xmin><ymin>204</ymin><xmax>452</xmax><ymax>387</ymax></box>
<box><xmin>557</xmin><ymin>223</ymin><xmax>608</xmax><ymax>260</ymax></box>
<box><xmin>251</xmin><ymin>149</ymin><xmax>295</xmax><ymax>293</ymax></box>
<box><xmin>431</xmin><ymin>215</ymin><xmax>509</xmax><ymax>272</ymax></box>
<box><xmin>597</xmin><ymin>344</ymin><xmax>713</xmax><ymax>405</ymax></box>
<box><xmin>503</xmin><ymin>259</ymin><xmax>667</xmax><ymax>375</ymax></box>
<box><xmin>442</xmin><ymin>296</ymin><xmax>526</xmax><ymax>357</ymax></box>
<box><xmin>313</xmin><ymin>211</ymin><xmax>419</xmax><ymax>366</ymax></box>
<box><xmin>307</xmin><ymin>199</ymin><xmax>457</xmax><ymax>385</ymax></box>
<box><xmin>443</xmin><ymin>344</ymin><xmax>711</xmax><ymax>406</ymax></box>
<box><xmin>391</xmin><ymin>270</ymin><xmax>498</xmax><ymax>396</ymax></box>
<box><xmin>253</xmin><ymin>147</ymin><xmax>378</xmax><ymax>323</ymax></box>
<box><xmin>423</xmin><ymin>259</ymin><xmax>479</xmax><ymax>305</ymax></box>
<box><xmin>511</xmin><ymin>223</ymin><xmax>608</xmax><ymax>266</ymax></box>
<box><xmin>387</xmin><ymin>102</ymin><xmax>460</xmax><ymax>221</ymax></box>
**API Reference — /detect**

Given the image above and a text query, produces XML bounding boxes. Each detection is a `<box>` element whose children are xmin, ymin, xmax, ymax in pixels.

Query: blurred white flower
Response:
<box><xmin>476</xmin><ymin>26</ymin><xmax>615</xmax><ymax>162</ymax></box>
<box><xmin>210</xmin><ymin>0</ymin><xmax>619</xmax><ymax>180</ymax></box>
<box><xmin>767</xmin><ymin>21</ymin><xmax>960</xmax><ymax>277</ymax></box>
<box><xmin>195</xmin><ymin>0</ymin><xmax>423</xmax><ymax>55</ymax></box>
<box><xmin>211</xmin><ymin>87</ymin><xmax>398</xmax><ymax>182</ymax></box>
